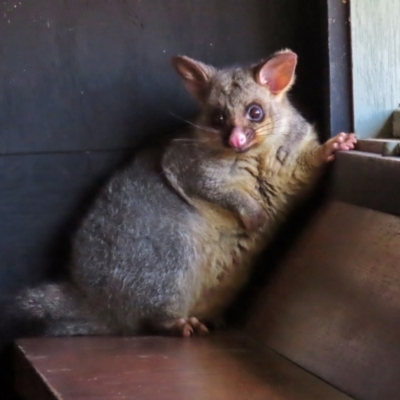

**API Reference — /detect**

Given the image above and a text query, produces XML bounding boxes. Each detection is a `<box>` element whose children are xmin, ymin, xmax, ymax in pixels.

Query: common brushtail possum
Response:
<box><xmin>5</xmin><ymin>50</ymin><xmax>356</xmax><ymax>338</ymax></box>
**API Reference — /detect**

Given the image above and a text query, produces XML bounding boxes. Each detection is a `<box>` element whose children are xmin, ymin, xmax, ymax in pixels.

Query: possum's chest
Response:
<box><xmin>184</xmin><ymin>152</ymin><xmax>314</xmax><ymax>321</ymax></box>
<box><xmin>187</xmin><ymin>213</ymin><xmax>262</xmax><ymax>320</ymax></box>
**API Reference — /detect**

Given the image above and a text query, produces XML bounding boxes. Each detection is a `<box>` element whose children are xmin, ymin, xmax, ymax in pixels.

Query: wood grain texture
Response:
<box><xmin>351</xmin><ymin>0</ymin><xmax>400</xmax><ymax>138</ymax></box>
<box><xmin>14</xmin><ymin>333</ymin><xmax>353</xmax><ymax>400</ymax></box>
<box><xmin>246</xmin><ymin>201</ymin><xmax>400</xmax><ymax>400</ymax></box>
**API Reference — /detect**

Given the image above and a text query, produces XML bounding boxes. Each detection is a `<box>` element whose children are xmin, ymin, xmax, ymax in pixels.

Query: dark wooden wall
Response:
<box><xmin>0</xmin><ymin>0</ymin><xmax>345</xmax><ymax>396</ymax></box>
<box><xmin>0</xmin><ymin>0</ymin><xmax>332</xmax><ymax>296</ymax></box>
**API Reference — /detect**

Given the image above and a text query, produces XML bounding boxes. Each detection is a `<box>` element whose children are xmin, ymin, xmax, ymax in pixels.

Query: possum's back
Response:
<box><xmin>70</xmin><ymin>147</ymin><xmax>198</xmax><ymax>308</ymax></box>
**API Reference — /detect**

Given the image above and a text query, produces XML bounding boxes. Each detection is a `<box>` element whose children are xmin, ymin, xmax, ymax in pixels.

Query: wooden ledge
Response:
<box><xmin>14</xmin><ymin>332</ymin><xmax>353</xmax><ymax>400</ymax></box>
<box><xmin>332</xmin><ymin>151</ymin><xmax>400</xmax><ymax>216</ymax></box>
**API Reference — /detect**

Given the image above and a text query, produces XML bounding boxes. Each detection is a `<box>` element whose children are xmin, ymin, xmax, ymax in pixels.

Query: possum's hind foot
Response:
<box><xmin>158</xmin><ymin>317</ymin><xmax>209</xmax><ymax>338</ymax></box>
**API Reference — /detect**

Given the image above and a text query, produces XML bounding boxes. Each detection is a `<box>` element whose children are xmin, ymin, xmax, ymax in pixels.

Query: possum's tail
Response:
<box><xmin>0</xmin><ymin>282</ymin><xmax>114</xmax><ymax>341</ymax></box>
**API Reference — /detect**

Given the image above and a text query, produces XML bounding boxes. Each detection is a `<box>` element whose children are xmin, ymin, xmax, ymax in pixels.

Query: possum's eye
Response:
<box><xmin>210</xmin><ymin>110</ymin><xmax>226</xmax><ymax>129</ymax></box>
<box><xmin>246</xmin><ymin>104</ymin><xmax>264</xmax><ymax>123</ymax></box>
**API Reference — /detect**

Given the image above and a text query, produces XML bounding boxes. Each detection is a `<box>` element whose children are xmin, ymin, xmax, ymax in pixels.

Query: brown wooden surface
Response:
<box><xmin>14</xmin><ymin>333</ymin><xmax>352</xmax><ymax>400</ymax></box>
<box><xmin>246</xmin><ymin>200</ymin><xmax>400</xmax><ymax>400</ymax></box>
<box><xmin>355</xmin><ymin>139</ymin><xmax>400</xmax><ymax>156</ymax></box>
<box><xmin>332</xmin><ymin>151</ymin><xmax>400</xmax><ymax>217</ymax></box>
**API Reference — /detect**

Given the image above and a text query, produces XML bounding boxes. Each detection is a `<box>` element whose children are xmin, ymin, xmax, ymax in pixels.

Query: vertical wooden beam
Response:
<box><xmin>294</xmin><ymin>1</ymin><xmax>353</xmax><ymax>140</ymax></box>
<box><xmin>327</xmin><ymin>0</ymin><xmax>353</xmax><ymax>136</ymax></box>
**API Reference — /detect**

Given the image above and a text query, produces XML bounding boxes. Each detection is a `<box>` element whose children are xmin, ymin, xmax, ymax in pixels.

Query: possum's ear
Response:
<box><xmin>256</xmin><ymin>50</ymin><xmax>297</xmax><ymax>96</ymax></box>
<box><xmin>172</xmin><ymin>56</ymin><xmax>216</xmax><ymax>104</ymax></box>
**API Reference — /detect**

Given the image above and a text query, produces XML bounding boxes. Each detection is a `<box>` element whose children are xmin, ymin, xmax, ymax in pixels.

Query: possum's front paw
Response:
<box><xmin>323</xmin><ymin>132</ymin><xmax>357</xmax><ymax>162</ymax></box>
<box><xmin>239</xmin><ymin>203</ymin><xmax>267</xmax><ymax>231</ymax></box>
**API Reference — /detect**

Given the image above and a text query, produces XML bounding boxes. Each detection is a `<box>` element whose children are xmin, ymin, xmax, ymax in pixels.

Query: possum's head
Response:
<box><xmin>172</xmin><ymin>50</ymin><xmax>297</xmax><ymax>153</ymax></box>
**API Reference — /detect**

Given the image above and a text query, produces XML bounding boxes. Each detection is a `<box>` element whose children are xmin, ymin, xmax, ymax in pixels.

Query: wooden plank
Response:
<box><xmin>14</xmin><ymin>334</ymin><xmax>353</xmax><ymax>400</ymax></box>
<box><xmin>355</xmin><ymin>139</ymin><xmax>400</xmax><ymax>156</ymax></box>
<box><xmin>326</xmin><ymin>0</ymin><xmax>353</xmax><ymax>136</ymax></box>
<box><xmin>351</xmin><ymin>0</ymin><xmax>400</xmax><ymax>138</ymax></box>
<box><xmin>393</xmin><ymin>108</ymin><xmax>400</xmax><ymax>137</ymax></box>
<box><xmin>0</xmin><ymin>151</ymin><xmax>126</xmax><ymax>294</ymax></box>
<box><xmin>246</xmin><ymin>201</ymin><xmax>400</xmax><ymax>400</ymax></box>
<box><xmin>286</xmin><ymin>2</ymin><xmax>330</xmax><ymax>138</ymax></box>
<box><xmin>331</xmin><ymin>151</ymin><xmax>400</xmax><ymax>216</ymax></box>
<box><xmin>287</xmin><ymin>0</ymin><xmax>353</xmax><ymax>140</ymax></box>
<box><xmin>0</xmin><ymin>0</ymin><xmax>304</xmax><ymax>154</ymax></box>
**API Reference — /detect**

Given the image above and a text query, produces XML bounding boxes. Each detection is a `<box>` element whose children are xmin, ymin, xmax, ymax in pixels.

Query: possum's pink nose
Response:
<box><xmin>229</xmin><ymin>127</ymin><xmax>248</xmax><ymax>150</ymax></box>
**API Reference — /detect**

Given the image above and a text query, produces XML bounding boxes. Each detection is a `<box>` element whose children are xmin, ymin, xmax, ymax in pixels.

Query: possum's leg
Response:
<box><xmin>7</xmin><ymin>283</ymin><xmax>116</xmax><ymax>338</ymax></box>
<box><xmin>299</xmin><ymin>132</ymin><xmax>356</xmax><ymax>173</ymax></box>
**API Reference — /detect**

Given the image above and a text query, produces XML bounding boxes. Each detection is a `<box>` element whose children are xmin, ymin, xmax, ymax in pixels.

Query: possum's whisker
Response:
<box><xmin>255</xmin><ymin>124</ymin><xmax>287</xmax><ymax>137</ymax></box>
<box><xmin>255</xmin><ymin>118</ymin><xmax>286</xmax><ymax>133</ymax></box>
<box><xmin>169</xmin><ymin>112</ymin><xmax>219</xmax><ymax>134</ymax></box>
<box><xmin>172</xmin><ymin>138</ymin><xmax>214</xmax><ymax>143</ymax></box>
<box><xmin>256</xmin><ymin>117</ymin><xmax>288</xmax><ymax>130</ymax></box>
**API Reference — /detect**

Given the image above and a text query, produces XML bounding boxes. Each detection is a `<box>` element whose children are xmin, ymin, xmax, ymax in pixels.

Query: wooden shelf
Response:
<box><xmin>14</xmin><ymin>332</ymin><xmax>351</xmax><ymax>400</ymax></box>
